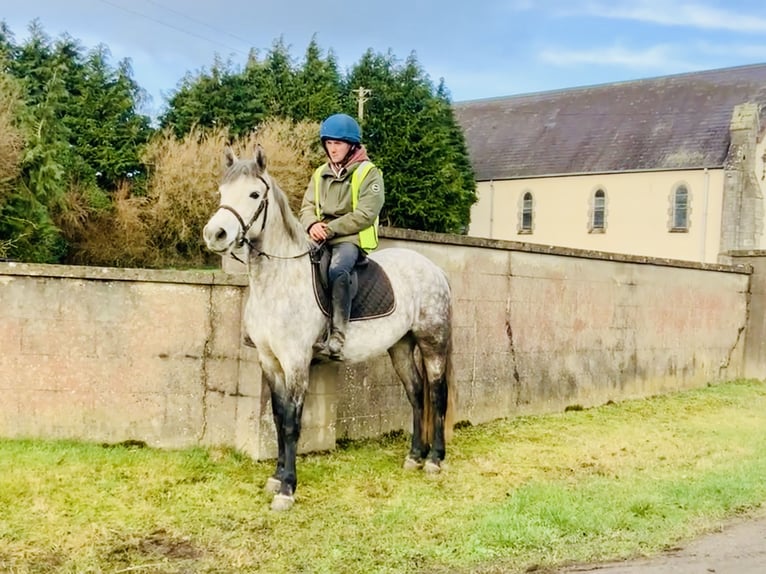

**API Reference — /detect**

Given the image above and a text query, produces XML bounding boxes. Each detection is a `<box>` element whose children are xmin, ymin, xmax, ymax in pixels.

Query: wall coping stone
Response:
<box><xmin>0</xmin><ymin>230</ymin><xmax>750</xmax><ymax>282</ymax></box>
<box><xmin>727</xmin><ymin>250</ymin><xmax>766</xmax><ymax>257</ymax></box>
<box><xmin>382</xmin><ymin>227</ymin><xmax>752</xmax><ymax>274</ymax></box>
<box><xmin>0</xmin><ymin>261</ymin><xmax>248</xmax><ymax>286</ymax></box>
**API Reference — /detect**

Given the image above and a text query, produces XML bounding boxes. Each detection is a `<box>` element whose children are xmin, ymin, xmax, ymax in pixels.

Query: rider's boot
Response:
<box><xmin>312</xmin><ymin>329</ymin><xmax>330</xmax><ymax>357</ymax></box>
<box><xmin>327</xmin><ymin>273</ymin><xmax>352</xmax><ymax>360</ymax></box>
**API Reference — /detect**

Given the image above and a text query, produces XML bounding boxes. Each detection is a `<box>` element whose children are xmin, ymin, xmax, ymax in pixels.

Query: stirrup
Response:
<box><xmin>327</xmin><ymin>333</ymin><xmax>345</xmax><ymax>360</ymax></box>
<box><xmin>313</xmin><ymin>336</ymin><xmax>333</xmax><ymax>359</ymax></box>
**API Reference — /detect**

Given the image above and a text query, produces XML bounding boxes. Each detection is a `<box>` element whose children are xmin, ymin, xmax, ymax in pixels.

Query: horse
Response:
<box><xmin>202</xmin><ymin>146</ymin><xmax>455</xmax><ymax>511</ymax></box>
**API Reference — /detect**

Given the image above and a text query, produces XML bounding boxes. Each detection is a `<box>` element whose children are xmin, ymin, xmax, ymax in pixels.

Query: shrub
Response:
<box><xmin>70</xmin><ymin>118</ymin><xmax>323</xmax><ymax>268</ymax></box>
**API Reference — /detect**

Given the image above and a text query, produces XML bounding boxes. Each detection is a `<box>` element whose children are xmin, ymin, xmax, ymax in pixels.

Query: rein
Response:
<box><xmin>216</xmin><ymin>173</ymin><xmax>313</xmax><ymax>264</ymax></box>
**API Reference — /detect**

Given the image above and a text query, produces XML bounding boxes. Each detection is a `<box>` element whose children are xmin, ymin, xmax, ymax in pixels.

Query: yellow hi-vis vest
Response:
<box><xmin>313</xmin><ymin>161</ymin><xmax>379</xmax><ymax>252</ymax></box>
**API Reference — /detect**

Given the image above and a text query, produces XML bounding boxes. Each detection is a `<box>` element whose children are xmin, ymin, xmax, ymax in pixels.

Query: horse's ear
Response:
<box><xmin>254</xmin><ymin>144</ymin><xmax>267</xmax><ymax>172</ymax></box>
<box><xmin>224</xmin><ymin>146</ymin><xmax>237</xmax><ymax>167</ymax></box>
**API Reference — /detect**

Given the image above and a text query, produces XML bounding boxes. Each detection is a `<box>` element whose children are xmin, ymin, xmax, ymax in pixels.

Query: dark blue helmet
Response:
<box><xmin>320</xmin><ymin>113</ymin><xmax>362</xmax><ymax>144</ymax></box>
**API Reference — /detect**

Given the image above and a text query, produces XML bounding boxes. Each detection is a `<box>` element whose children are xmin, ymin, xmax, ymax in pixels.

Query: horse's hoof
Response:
<box><xmin>265</xmin><ymin>477</ymin><xmax>281</xmax><ymax>493</ymax></box>
<box><xmin>424</xmin><ymin>460</ymin><xmax>441</xmax><ymax>474</ymax></box>
<box><xmin>271</xmin><ymin>493</ymin><xmax>295</xmax><ymax>512</ymax></box>
<box><xmin>403</xmin><ymin>457</ymin><xmax>423</xmax><ymax>470</ymax></box>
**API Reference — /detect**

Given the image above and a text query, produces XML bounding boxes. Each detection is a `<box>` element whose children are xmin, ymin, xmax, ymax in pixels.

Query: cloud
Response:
<box><xmin>505</xmin><ymin>0</ymin><xmax>538</xmax><ymax>10</ymax></box>
<box><xmin>539</xmin><ymin>43</ymin><xmax>694</xmax><ymax>71</ymax></box>
<box><xmin>537</xmin><ymin>38</ymin><xmax>766</xmax><ymax>79</ymax></box>
<box><xmin>427</xmin><ymin>66</ymin><xmax>531</xmax><ymax>101</ymax></box>
<box><xmin>577</xmin><ymin>0</ymin><xmax>766</xmax><ymax>33</ymax></box>
<box><xmin>695</xmin><ymin>41</ymin><xmax>766</xmax><ymax>59</ymax></box>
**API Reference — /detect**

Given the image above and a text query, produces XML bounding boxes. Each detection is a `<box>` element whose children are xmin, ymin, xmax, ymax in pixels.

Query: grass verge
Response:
<box><xmin>1</xmin><ymin>379</ymin><xmax>765</xmax><ymax>573</ymax></box>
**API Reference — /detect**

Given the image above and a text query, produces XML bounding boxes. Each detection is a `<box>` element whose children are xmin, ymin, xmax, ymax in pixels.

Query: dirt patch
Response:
<box><xmin>110</xmin><ymin>529</ymin><xmax>202</xmax><ymax>564</ymax></box>
<box><xmin>138</xmin><ymin>530</ymin><xmax>201</xmax><ymax>560</ymax></box>
<box><xmin>0</xmin><ymin>550</ymin><xmax>64</xmax><ymax>574</ymax></box>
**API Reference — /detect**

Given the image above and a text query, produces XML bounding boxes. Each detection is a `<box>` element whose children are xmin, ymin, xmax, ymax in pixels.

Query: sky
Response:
<box><xmin>3</xmin><ymin>0</ymin><xmax>766</xmax><ymax>119</ymax></box>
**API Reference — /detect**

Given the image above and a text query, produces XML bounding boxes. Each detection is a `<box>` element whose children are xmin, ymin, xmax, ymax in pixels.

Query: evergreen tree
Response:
<box><xmin>0</xmin><ymin>63</ymin><xmax>69</xmax><ymax>262</ymax></box>
<box><xmin>0</xmin><ymin>22</ymin><xmax>17</xmax><ymax>64</ymax></box>
<box><xmin>291</xmin><ymin>37</ymin><xmax>342</xmax><ymax>122</ymax></box>
<box><xmin>0</xmin><ymin>68</ymin><xmax>26</xmax><ymax>259</ymax></box>
<box><xmin>0</xmin><ymin>19</ymin><xmax>154</xmax><ymax>262</ymax></box>
<box><xmin>161</xmin><ymin>38</ymin><xmax>339</xmax><ymax>137</ymax></box>
<box><xmin>346</xmin><ymin>51</ymin><xmax>476</xmax><ymax>233</ymax></box>
<box><xmin>161</xmin><ymin>55</ymin><xmax>267</xmax><ymax>138</ymax></box>
<box><xmin>260</xmin><ymin>37</ymin><xmax>297</xmax><ymax>119</ymax></box>
<box><xmin>63</xmin><ymin>45</ymin><xmax>153</xmax><ymax>191</ymax></box>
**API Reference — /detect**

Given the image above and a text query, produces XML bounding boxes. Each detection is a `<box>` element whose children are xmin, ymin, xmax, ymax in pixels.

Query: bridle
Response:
<box><xmin>214</xmin><ymin>173</ymin><xmax>313</xmax><ymax>264</ymax></box>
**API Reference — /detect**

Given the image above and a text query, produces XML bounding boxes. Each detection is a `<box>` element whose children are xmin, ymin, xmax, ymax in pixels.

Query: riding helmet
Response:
<box><xmin>320</xmin><ymin>113</ymin><xmax>362</xmax><ymax>144</ymax></box>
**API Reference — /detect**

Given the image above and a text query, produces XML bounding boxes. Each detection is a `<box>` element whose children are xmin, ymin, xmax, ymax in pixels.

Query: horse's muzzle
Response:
<box><xmin>203</xmin><ymin>222</ymin><xmax>233</xmax><ymax>253</ymax></box>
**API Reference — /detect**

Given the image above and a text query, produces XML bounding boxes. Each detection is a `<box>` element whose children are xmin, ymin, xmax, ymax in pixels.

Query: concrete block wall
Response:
<box><xmin>728</xmin><ymin>250</ymin><xmax>766</xmax><ymax>379</ymax></box>
<box><xmin>336</xmin><ymin>230</ymin><xmax>750</xmax><ymax>433</ymax></box>
<box><xmin>0</xmin><ymin>264</ymin><xmax>334</xmax><ymax>460</ymax></box>
<box><xmin>0</xmin><ymin>229</ymin><xmax>755</xmax><ymax>459</ymax></box>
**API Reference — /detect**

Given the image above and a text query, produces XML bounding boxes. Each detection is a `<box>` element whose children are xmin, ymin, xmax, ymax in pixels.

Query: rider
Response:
<box><xmin>299</xmin><ymin>113</ymin><xmax>385</xmax><ymax>360</ymax></box>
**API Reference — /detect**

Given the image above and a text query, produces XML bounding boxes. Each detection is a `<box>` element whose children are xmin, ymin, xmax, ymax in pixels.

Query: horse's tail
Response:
<box><xmin>444</xmin><ymin>337</ymin><xmax>456</xmax><ymax>442</ymax></box>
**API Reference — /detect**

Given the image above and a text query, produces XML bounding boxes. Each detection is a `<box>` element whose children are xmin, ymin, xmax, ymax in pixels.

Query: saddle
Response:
<box><xmin>310</xmin><ymin>244</ymin><xmax>396</xmax><ymax>321</ymax></box>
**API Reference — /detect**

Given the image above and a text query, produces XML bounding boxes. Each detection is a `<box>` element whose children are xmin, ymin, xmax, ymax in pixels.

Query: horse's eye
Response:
<box><xmin>249</xmin><ymin>190</ymin><xmax>260</xmax><ymax>199</ymax></box>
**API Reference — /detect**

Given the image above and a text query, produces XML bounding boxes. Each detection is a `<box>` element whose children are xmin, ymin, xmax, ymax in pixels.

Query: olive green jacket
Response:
<box><xmin>299</xmin><ymin>161</ymin><xmax>385</xmax><ymax>248</ymax></box>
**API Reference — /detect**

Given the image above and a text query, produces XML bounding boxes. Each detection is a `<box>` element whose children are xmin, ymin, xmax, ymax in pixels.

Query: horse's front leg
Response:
<box><xmin>269</xmin><ymin>366</ymin><xmax>310</xmax><ymax>512</ymax></box>
<box><xmin>265</xmin><ymin>379</ymin><xmax>286</xmax><ymax>494</ymax></box>
<box><xmin>252</xmin><ymin>363</ymin><xmax>285</xmax><ymax>494</ymax></box>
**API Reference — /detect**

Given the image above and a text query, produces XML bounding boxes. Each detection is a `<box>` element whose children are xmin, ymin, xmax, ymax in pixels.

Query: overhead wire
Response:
<box><xmin>96</xmin><ymin>0</ymin><xmax>250</xmax><ymax>57</ymax></box>
<box><xmin>142</xmin><ymin>0</ymin><xmax>254</xmax><ymax>49</ymax></box>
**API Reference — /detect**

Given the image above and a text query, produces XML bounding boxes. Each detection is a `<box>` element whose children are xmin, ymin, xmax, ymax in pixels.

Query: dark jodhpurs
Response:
<box><xmin>327</xmin><ymin>242</ymin><xmax>360</xmax><ymax>355</ymax></box>
<box><xmin>328</xmin><ymin>241</ymin><xmax>361</xmax><ymax>285</ymax></box>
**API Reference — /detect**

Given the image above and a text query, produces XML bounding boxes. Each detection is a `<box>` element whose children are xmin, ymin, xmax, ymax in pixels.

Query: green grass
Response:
<box><xmin>2</xmin><ymin>379</ymin><xmax>766</xmax><ymax>573</ymax></box>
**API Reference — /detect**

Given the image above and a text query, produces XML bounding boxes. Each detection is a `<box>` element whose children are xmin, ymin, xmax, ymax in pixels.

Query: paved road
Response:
<box><xmin>560</xmin><ymin>511</ymin><xmax>766</xmax><ymax>574</ymax></box>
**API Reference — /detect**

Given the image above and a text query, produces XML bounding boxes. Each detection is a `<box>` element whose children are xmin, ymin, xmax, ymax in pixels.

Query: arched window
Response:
<box><xmin>672</xmin><ymin>185</ymin><xmax>689</xmax><ymax>231</ymax></box>
<box><xmin>519</xmin><ymin>191</ymin><xmax>533</xmax><ymax>233</ymax></box>
<box><xmin>593</xmin><ymin>190</ymin><xmax>605</xmax><ymax>229</ymax></box>
<box><xmin>590</xmin><ymin>189</ymin><xmax>606</xmax><ymax>232</ymax></box>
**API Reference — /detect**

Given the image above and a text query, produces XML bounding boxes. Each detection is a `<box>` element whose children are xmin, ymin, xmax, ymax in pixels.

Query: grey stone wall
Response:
<box><xmin>0</xmin><ymin>229</ymin><xmax>754</xmax><ymax>459</ymax></box>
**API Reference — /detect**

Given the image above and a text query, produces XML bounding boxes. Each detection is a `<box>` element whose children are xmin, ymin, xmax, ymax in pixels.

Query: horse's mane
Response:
<box><xmin>224</xmin><ymin>158</ymin><xmax>308</xmax><ymax>247</ymax></box>
<box><xmin>269</xmin><ymin>177</ymin><xmax>309</xmax><ymax>246</ymax></box>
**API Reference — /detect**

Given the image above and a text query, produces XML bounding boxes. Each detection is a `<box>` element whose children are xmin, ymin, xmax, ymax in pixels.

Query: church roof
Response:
<box><xmin>453</xmin><ymin>63</ymin><xmax>766</xmax><ymax>181</ymax></box>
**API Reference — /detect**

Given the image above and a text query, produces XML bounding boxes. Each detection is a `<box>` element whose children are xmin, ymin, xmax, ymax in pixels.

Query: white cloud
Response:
<box><xmin>539</xmin><ymin>43</ymin><xmax>694</xmax><ymax>70</ymax></box>
<box><xmin>427</xmin><ymin>66</ymin><xmax>532</xmax><ymax>101</ymax></box>
<box><xmin>505</xmin><ymin>0</ymin><xmax>538</xmax><ymax>10</ymax></box>
<box><xmin>695</xmin><ymin>41</ymin><xmax>766</xmax><ymax>59</ymax></box>
<box><xmin>578</xmin><ymin>0</ymin><xmax>766</xmax><ymax>32</ymax></box>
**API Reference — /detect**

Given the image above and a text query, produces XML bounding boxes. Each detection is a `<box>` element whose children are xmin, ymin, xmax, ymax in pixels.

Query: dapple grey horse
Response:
<box><xmin>203</xmin><ymin>146</ymin><xmax>454</xmax><ymax>511</ymax></box>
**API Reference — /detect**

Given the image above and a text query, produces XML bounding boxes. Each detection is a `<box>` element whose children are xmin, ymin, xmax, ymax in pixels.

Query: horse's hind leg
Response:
<box><xmin>388</xmin><ymin>334</ymin><xmax>429</xmax><ymax>468</ymax></box>
<box><xmin>418</xmin><ymin>338</ymin><xmax>450</xmax><ymax>473</ymax></box>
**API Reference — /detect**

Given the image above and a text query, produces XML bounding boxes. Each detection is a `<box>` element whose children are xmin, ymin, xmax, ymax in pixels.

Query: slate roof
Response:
<box><xmin>453</xmin><ymin>63</ymin><xmax>766</xmax><ymax>181</ymax></box>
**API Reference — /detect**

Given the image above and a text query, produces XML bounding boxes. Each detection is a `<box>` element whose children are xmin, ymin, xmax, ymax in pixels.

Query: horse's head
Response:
<box><xmin>203</xmin><ymin>145</ymin><xmax>272</xmax><ymax>255</ymax></box>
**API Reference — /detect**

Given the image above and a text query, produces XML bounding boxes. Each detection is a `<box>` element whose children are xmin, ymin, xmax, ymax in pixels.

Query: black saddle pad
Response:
<box><xmin>311</xmin><ymin>253</ymin><xmax>396</xmax><ymax>321</ymax></box>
